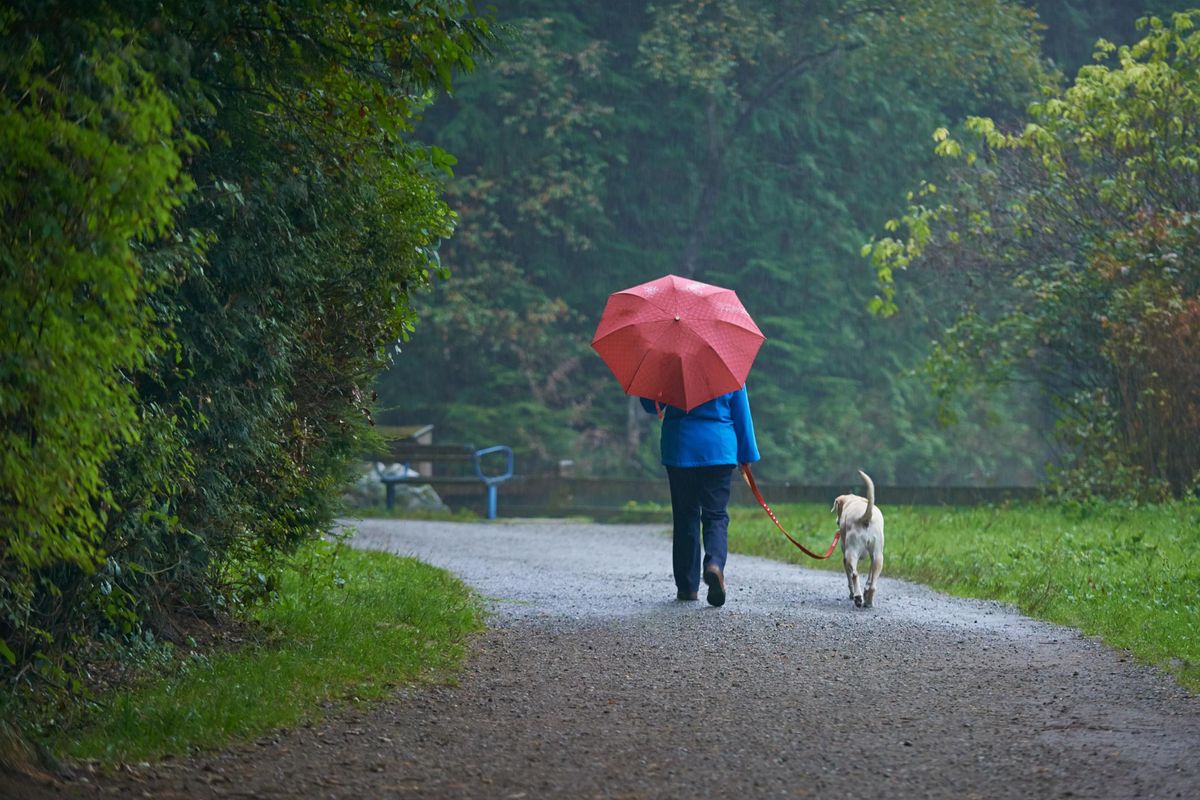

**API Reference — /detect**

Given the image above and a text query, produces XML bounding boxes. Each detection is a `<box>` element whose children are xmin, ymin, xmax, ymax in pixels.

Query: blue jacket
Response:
<box><xmin>641</xmin><ymin>387</ymin><xmax>760</xmax><ymax>467</ymax></box>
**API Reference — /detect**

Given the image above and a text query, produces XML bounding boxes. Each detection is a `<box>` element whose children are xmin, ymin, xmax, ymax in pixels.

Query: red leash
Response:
<box><xmin>740</xmin><ymin>464</ymin><xmax>841</xmax><ymax>560</ymax></box>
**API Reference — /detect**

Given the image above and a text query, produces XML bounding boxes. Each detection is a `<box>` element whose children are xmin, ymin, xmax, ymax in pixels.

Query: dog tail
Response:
<box><xmin>857</xmin><ymin>469</ymin><xmax>874</xmax><ymax>526</ymax></box>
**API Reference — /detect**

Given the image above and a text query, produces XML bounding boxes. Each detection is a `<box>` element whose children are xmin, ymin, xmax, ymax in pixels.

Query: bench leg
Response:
<box><xmin>487</xmin><ymin>484</ymin><xmax>497</xmax><ymax>520</ymax></box>
<box><xmin>385</xmin><ymin>482</ymin><xmax>396</xmax><ymax>511</ymax></box>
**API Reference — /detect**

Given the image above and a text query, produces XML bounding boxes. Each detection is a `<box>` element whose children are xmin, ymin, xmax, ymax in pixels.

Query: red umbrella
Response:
<box><xmin>591</xmin><ymin>274</ymin><xmax>765</xmax><ymax>411</ymax></box>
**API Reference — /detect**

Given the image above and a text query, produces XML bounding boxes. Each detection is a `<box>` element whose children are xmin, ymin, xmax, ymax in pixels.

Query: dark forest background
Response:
<box><xmin>378</xmin><ymin>0</ymin><xmax>1196</xmax><ymax>487</ymax></box>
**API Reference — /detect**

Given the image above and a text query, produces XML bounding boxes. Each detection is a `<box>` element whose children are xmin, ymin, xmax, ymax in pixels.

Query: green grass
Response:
<box><xmin>57</xmin><ymin>541</ymin><xmax>484</xmax><ymax>763</ymax></box>
<box><xmin>722</xmin><ymin>499</ymin><xmax>1200</xmax><ymax>690</ymax></box>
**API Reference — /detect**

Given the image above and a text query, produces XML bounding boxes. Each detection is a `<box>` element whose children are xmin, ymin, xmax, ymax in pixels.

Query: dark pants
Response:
<box><xmin>665</xmin><ymin>465</ymin><xmax>734</xmax><ymax>593</ymax></box>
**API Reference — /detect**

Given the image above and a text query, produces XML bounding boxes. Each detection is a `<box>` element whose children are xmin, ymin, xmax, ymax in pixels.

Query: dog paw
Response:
<box><xmin>863</xmin><ymin>588</ymin><xmax>875</xmax><ymax>608</ymax></box>
<box><xmin>853</xmin><ymin>595</ymin><xmax>863</xmax><ymax>608</ymax></box>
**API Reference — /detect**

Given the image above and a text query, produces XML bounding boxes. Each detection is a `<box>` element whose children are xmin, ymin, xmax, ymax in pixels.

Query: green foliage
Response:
<box><xmin>55</xmin><ymin>540</ymin><xmax>483</xmax><ymax>763</ymax></box>
<box><xmin>868</xmin><ymin>10</ymin><xmax>1200</xmax><ymax>498</ymax></box>
<box><xmin>722</xmin><ymin>499</ymin><xmax>1200</xmax><ymax>690</ymax></box>
<box><xmin>2</xmin><ymin>0</ymin><xmax>494</xmax><ymax>713</ymax></box>
<box><xmin>0</xmin><ymin>7</ymin><xmax>195</xmax><ymax>674</ymax></box>
<box><xmin>381</xmin><ymin>0</ymin><xmax>1054</xmax><ymax>485</ymax></box>
<box><xmin>379</xmin><ymin>11</ymin><xmax>614</xmax><ymax>468</ymax></box>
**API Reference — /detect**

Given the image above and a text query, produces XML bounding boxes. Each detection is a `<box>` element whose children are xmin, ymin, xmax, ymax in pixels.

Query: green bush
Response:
<box><xmin>0</xmin><ymin>7</ymin><xmax>192</xmax><ymax>677</ymax></box>
<box><xmin>867</xmin><ymin>11</ymin><xmax>1200</xmax><ymax>499</ymax></box>
<box><xmin>1</xmin><ymin>0</ymin><xmax>494</xmax><ymax>714</ymax></box>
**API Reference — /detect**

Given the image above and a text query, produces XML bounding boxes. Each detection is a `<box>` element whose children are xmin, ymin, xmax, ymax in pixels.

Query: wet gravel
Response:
<box><xmin>20</xmin><ymin>519</ymin><xmax>1200</xmax><ymax>799</ymax></box>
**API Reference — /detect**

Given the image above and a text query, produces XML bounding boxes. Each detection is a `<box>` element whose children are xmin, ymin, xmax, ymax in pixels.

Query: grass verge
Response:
<box><xmin>55</xmin><ymin>540</ymin><xmax>484</xmax><ymax>763</ymax></box>
<box><xmin>718</xmin><ymin>499</ymin><xmax>1199</xmax><ymax>690</ymax></box>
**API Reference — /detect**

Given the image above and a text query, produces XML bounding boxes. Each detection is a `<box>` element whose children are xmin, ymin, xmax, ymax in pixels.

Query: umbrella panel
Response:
<box><xmin>591</xmin><ymin>274</ymin><xmax>764</xmax><ymax>411</ymax></box>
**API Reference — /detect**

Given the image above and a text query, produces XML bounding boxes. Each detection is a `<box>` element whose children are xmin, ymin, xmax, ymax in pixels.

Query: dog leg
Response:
<box><xmin>843</xmin><ymin>554</ymin><xmax>862</xmax><ymax>607</ymax></box>
<box><xmin>863</xmin><ymin>551</ymin><xmax>883</xmax><ymax>609</ymax></box>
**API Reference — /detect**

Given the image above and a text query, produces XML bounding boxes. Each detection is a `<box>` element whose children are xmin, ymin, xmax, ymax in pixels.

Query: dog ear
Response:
<box><xmin>831</xmin><ymin>497</ymin><xmax>843</xmax><ymax>516</ymax></box>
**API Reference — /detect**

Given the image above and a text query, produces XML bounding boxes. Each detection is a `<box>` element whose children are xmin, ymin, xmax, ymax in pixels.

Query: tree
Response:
<box><xmin>638</xmin><ymin>0</ymin><xmax>1046</xmax><ymax>274</ymax></box>
<box><xmin>2</xmin><ymin>0</ymin><xmax>494</xmax><ymax>693</ymax></box>
<box><xmin>378</xmin><ymin>12</ymin><xmax>619</xmax><ymax>471</ymax></box>
<box><xmin>867</xmin><ymin>10</ymin><xmax>1200</xmax><ymax>498</ymax></box>
<box><xmin>1</xmin><ymin>5</ymin><xmax>193</xmax><ymax>672</ymax></box>
<box><xmin>629</xmin><ymin>0</ymin><xmax>1053</xmax><ymax>479</ymax></box>
<box><xmin>389</xmin><ymin>0</ymin><xmax>1056</xmax><ymax>484</ymax></box>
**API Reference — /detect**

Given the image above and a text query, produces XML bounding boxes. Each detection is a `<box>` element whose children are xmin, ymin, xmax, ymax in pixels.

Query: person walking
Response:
<box><xmin>642</xmin><ymin>385</ymin><xmax>760</xmax><ymax>607</ymax></box>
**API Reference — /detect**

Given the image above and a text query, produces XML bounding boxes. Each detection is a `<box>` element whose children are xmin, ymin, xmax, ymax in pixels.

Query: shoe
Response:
<box><xmin>676</xmin><ymin>590</ymin><xmax>699</xmax><ymax>601</ymax></box>
<box><xmin>703</xmin><ymin>564</ymin><xmax>726</xmax><ymax>607</ymax></box>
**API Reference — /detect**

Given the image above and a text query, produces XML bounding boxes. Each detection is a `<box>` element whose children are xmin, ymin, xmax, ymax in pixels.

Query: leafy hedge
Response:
<box><xmin>867</xmin><ymin>10</ymin><xmax>1200</xmax><ymax>500</ymax></box>
<box><xmin>1</xmin><ymin>0</ymin><xmax>493</xmax><ymax>704</ymax></box>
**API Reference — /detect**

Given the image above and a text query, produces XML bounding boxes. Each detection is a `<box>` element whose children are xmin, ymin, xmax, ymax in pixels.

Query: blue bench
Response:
<box><xmin>378</xmin><ymin>443</ymin><xmax>514</xmax><ymax>519</ymax></box>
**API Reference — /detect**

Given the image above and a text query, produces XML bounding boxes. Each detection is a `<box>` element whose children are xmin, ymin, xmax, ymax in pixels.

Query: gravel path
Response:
<box><xmin>23</xmin><ymin>518</ymin><xmax>1200</xmax><ymax>799</ymax></box>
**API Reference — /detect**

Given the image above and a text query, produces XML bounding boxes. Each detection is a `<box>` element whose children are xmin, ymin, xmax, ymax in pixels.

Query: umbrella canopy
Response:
<box><xmin>591</xmin><ymin>274</ymin><xmax>764</xmax><ymax>411</ymax></box>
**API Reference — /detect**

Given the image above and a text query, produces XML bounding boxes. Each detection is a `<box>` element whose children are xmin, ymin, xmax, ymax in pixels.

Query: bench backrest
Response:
<box><xmin>372</xmin><ymin>442</ymin><xmax>513</xmax><ymax>483</ymax></box>
<box><xmin>385</xmin><ymin>443</ymin><xmax>476</xmax><ymax>462</ymax></box>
